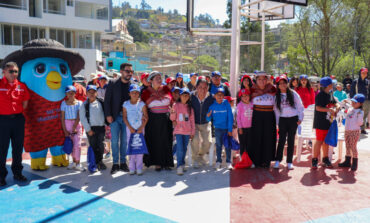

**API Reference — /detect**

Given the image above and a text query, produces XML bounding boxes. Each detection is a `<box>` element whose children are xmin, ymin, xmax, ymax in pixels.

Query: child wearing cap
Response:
<box><xmin>171</xmin><ymin>86</ymin><xmax>181</xmax><ymax>102</ymax></box>
<box><xmin>236</xmin><ymin>89</ymin><xmax>254</xmax><ymax>160</ymax></box>
<box><xmin>80</xmin><ymin>85</ymin><xmax>108</xmax><ymax>171</ymax></box>
<box><xmin>207</xmin><ymin>87</ymin><xmax>234</xmax><ymax>170</ymax></box>
<box><xmin>61</xmin><ymin>85</ymin><xmax>84</xmax><ymax>171</ymax></box>
<box><xmin>122</xmin><ymin>84</ymin><xmax>148</xmax><ymax>175</ymax></box>
<box><xmin>175</xmin><ymin>73</ymin><xmax>185</xmax><ymax>88</ymax></box>
<box><xmin>338</xmin><ymin>94</ymin><xmax>365</xmax><ymax>171</ymax></box>
<box><xmin>97</xmin><ymin>75</ymin><xmax>108</xmax><ymax>100</ymax></box>
<box><xmin>170</xmin><ymin>88</ymin><xmax>195</xmax><ymax>175</ymax></box>
<box><xmin>312</xmin><ymin>77</ymin><xmax>340</xmax><ymax>169</ymax></box>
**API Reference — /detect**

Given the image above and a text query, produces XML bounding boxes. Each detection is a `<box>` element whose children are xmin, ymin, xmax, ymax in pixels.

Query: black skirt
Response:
<box><xmin>250</xmin><ymin>110</ymin><xmax>277</xmax><ymax>167</ymax></box>
<box><xmin>144</xmin><ymin>111</ymin><xmax>174</xmax><ymax>167</ymax></box>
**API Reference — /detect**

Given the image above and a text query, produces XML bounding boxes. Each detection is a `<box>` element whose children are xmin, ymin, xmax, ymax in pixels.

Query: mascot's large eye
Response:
<box><xmin>35</xmin><ymin>63</ymin><xmax>46</xmax><ymax>74</ymax></box>
<box><xmin>60</xmin><ymin>64</ymin><xmax>67</xmax><ymax>75</ymax></box>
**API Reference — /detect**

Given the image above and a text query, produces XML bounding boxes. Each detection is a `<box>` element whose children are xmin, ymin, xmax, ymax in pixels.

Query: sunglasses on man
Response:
<box><xmin>124</xmin><ymin>70</ymin><xmax>134</xmax><ymax>74</ymax></box>
<box><xmin>8</xmin><ymin>70</ymin><xmax>18</xmax><ymax>74</ymax></box>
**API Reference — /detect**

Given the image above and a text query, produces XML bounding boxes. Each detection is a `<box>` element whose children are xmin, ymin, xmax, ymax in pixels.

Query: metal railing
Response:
<box><xmin>0</xmin><ymin>3</ymin><xmax>26</xmax><ymax>10</ymax></box>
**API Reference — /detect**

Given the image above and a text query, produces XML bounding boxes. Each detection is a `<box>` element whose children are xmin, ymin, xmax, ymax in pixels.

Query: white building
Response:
<box><xmin>0</xmin><ymin>0</ymin><xmax>111</xmax><ymax>77</ymax></box>
<box><xmin>101</xmin><ymin>19</ymin><xmax>135</xmax><ymax>54</ymax></box>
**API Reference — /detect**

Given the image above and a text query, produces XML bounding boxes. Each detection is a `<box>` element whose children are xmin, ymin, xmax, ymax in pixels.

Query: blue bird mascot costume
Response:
<box><xmin>1</xmin><ymin>39</ymin><xmax>85</xmax><ymax>170</ymax></box>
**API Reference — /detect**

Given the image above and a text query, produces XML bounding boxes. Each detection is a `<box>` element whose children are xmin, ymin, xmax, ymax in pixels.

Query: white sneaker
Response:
<box><xmin>250</xmin><ymin>164</ymin><xmax>255</xmax><ymax>169</ymax></box>
<box><xmin>193</xmin><ymin>160</ymin><xmax>199</xmax><ymax>169</ymax></box>
<box><xmin>287</xmin><ymin>163</ymin><xmax>294</xmax><ymax>170</ymax></box>
<box><xmin>129</xmin><ymin>170</ymin><xmax>135</xmax><ymax>175</ymax></box>
<box><xmin>75</xmin><ymin>164</ymin><xmax>86</xmax><ymax>171</ymax></box>
<box><xmin>137</xmin><ymin>169</ymin><xmax>143</xmax><ymax>175</ymax></box>
<box><xmin>67</xmin><ymin>163</ymin><xmax>76</xmax><ymax>170</ymax></box>
<box><xmin>227</xmin><ymin>162</ymin><xmax>233</xmax><ymax>170</ymax></box>
<box><xmin>215</xmin><ymin>162</ymin><xmax>221</xmax><ymax>170</ymax></box>
<box><xmin>177</xmin><ymin>166</ymin><xmax>184</xmax><ymax>175</ymax></box>
<box><xmin>273</xmin><ymin>161</ymin><xmax>280</xmax><ymax>169</ymax></box>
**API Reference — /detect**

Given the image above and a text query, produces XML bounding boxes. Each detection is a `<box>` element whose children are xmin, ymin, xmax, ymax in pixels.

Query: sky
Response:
<box><xmin>112</xmin><ymin>0</ymin><xmax>297</xmax><ymax>28</ymax></box>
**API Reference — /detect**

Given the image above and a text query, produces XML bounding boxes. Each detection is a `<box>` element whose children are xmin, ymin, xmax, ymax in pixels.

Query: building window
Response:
<box><xmin>22</xmin><ymin>27</ymin><xmax>30</xmax><ymax>45</ymax></box>
<box><xmin>75</xmin><ymin>1</ymin><xmax>108</xmax><ymax>20</ymax></box>
<box><xmin>67</xmin><ymin>0</ymin><xmax>73</xmax><ymax>6</ymax></box>
<box><xmin>50</xmin><ymin>29</ymin><xmax>57</xmax><ymax>40</ymax></box>
<box><xmin>0</xmin><ymin>0</ymin><xmax>26</xmax><ymax>10</ymax></box>
<box><xmin>94</xmin><ymin>32</ymin><xmax>100</xmax><ymax>49</ymax></box>
<box><xmin>43</xmin><ymin>0</ymin><xmax>66</xmax><ymax>15</ymax></box>
<box><xmin>65</xmin><ymin>31</ymin><xmax>72</xmax><ymax>48</ymax></box>
<box><xmin>57</xmin><ymin>29</ymin><xmax>65</xmax><ymax>45</ymax></box>
<box><xmin>39</xmin><ymin>28</ymin><xmax>46</xmax><ymax>38</ymax></box>
<box><xmin>3</xmin><ymin>25</ymin><xmax>12</xmax><ymax>45</ymax></box>
<box><xmin>30</xmin><ymin>27</ymin><xmax>38</xmax><ymax>40</ymax></box>
<box><xmin>13</xmin><ymin>26</ymin><xmax>21</xmax><ymax>45</ymax></box>
<box><xmin>77</xmin><ymin>31</ymin><xmax>92</xmax><ymax>49</ymax></box>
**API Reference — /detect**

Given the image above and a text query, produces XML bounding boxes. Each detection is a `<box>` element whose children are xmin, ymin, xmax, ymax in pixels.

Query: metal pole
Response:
<box><xmin>352</xmin><ymin>21</ymin><xmax>358</xmax><ymax>80</ymax></box>
<box><xmin>278</xmin><ymin>27</ymin><xmax>281</xmax><ymax>74</ymax></box>
<box><xmin>260</xmin><ymin>1</ymin><xmax>265</xmax><ymax>71</ymax></box>
<box><xmin>230</xmin><ymin>0</ymin><xmax>241</xmax><ymax>98</ymax></box>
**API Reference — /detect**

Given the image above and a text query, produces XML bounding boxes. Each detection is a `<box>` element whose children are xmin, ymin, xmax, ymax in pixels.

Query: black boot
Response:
<box><xmin>322</xmin><ymin>157</ymin><xmax>333</xmax><ymax>168</ymax></box>
<box><xmin>351</xmin><ymin>158</ymin><xmax>358</xmax><ymax>171</ymax></box>
<box><xmin>338</xmin><ymin>156</ymin><xmax>351</xmax><ymax>167</ymax></box>
<box><xmin>311</xmin><ymin>158</ymin><xmax>318</xmax><ymax>169</ymax></box>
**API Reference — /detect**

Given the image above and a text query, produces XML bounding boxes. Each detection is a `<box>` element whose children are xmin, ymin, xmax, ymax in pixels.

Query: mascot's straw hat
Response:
<box><xmin>1</xmin><ymin>38</ymin><xmax>84</xmax><ymax>76</ymax></box>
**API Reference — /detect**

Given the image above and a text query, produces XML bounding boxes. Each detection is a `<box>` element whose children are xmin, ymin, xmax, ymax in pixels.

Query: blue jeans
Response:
<box><xmin>176</xmin><ymin>134</ymin><xmax>190</xmax><ymax>167</ymax></box>
<box><xmin>110</xmin><ymin>115</ymin><xmax>127</xmax><ymax>164</ymax></box>
<box><xmin>215</xmin><ymin>128</ymin><xmax>231</xmax><ymax>163</ymax></box>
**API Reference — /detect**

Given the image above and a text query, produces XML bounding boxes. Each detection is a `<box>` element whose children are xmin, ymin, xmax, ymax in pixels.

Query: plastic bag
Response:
<box><xmin>87</xmin><ymin>146</ymin><xmax>97</xmax><ymax>172</ymax></box>
<box><xmin>62</xmin><ymin>137</ymin><xmax>73</xmax><ymax>155</ymax></box>
<box><xmin>234</xmin><ymin>152</ymin><xmax>253</xmax><ymax>169</ymax></box>
<box><xmin>223</xmin><ymin>133</ymin><xmax>240</xmax><ymax>151</ymax></box>
<box><xmin>127</xmin><ymin>133</ymin><xmax>148</xmax><ymax>155</ymax></box>
<box><xmin>324</xmin><ymin>120</ymin><xmax>338</xmax><ymax>147</ymax></box>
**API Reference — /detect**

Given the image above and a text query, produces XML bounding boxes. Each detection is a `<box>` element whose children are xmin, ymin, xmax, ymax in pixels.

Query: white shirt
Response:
<box><xmin>345</xmin><ymin>108</ymin><xmax>363</xmax><ymax>131</ymax></box>
<box><xmin>79</xmin><ymin>100</ymin><xmax>105</xmax><ymax>132</ymax></box>
<box><xmin>252</xmin><ymin>93</ymin><xmax>275</xmax><ymax>106</ymax></box>
<box><xmin>274</xmin><ymin>90</ymin><xmax>304</xmax><ymax>124</ymax></box>
<box><xmin>123</xmin><ymin>100</ymin><xmax>145</xmax><ymax>129</ymax></box>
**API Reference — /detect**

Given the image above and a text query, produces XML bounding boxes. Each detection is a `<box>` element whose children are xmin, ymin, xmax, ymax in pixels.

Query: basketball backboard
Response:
<box><xmin>243</xmin><ymin>0</ymin><xmax>296</xmax><ymax>21</ymax></box>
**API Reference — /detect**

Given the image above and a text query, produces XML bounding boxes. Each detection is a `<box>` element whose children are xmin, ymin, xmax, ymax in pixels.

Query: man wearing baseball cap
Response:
<box><xmin>209</xmin><ymin>71</ymin><xmax>231</xmax><ymax>97</ymax></box>
<box><xmin>350</xmin><ymin>67</ymin><xmax>369</xmax><ymax>134</ymax></box>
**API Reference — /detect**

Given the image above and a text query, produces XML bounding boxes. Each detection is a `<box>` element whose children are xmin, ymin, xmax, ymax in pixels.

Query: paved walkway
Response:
<box><xmin>1</xmin><ymin>131</ymin><xmax>370</xmax><ymax>223</ymax></box>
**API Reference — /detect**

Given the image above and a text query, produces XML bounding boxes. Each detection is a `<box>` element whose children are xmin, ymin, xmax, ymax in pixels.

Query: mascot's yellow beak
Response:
<box><xmin>46</xmin><ymin>71</ymin><xmax>62</xmax><ymax>90</ymax></box>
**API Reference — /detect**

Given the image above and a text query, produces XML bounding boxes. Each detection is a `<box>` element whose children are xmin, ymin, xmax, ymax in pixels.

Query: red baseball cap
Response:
<box><xmin>360</xmin><ymin>67</ymin><xmax>368</xmax><ymax>73</ymax></box>
<box><xmin>140</xmin><ymin>73</ymin><xmax>149</xmax><ymax>81</ymax></box>
<box><xmin>275</xmin><ymin>75</ymin><xmax>288</xmax><ymax>83</ymax></box>
<box><xmin>224</xmin><ymin>96</ymin><xmax>235</xmax><ymax>102</ymax></box>
<box><xmin>241</xmin><ymin>74</ymin><xmax>251</xmax><ymax>84</ymax></box>
<box><xmin>238</xmin><ymin>88</ymin><xmax>251</xmax><ymax>97</ymax></box>
<box><xmin>165</xmin><ymin>77</ymin><xmax>176</xmax><ymax>84</ymax></box>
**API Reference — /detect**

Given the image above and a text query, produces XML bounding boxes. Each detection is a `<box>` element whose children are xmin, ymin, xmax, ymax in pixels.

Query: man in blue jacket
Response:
<box><xmin>209</xmin><ymin>71</ymin><xmax>231</xmax><ymax>96</ymax></box>
<box><xmin>350</xmin><ymin>67</ymin><xmax>369</xmax><ymax>134</ymax></box>
<box><xmin>190</xmin><ymin>78</ymin><xmax>214</xmax><ymax>168</ymax></box>
<box><xmin>207</xmin><ymin>87</ymin><xmax>233</xmax><ymax>170</ymax></box>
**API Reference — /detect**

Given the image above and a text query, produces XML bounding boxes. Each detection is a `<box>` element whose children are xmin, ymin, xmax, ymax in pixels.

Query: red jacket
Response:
<box><xmin>295</xmin><ymin>87</ymin><xmax>315</xmax><ymax>108</ymax></box>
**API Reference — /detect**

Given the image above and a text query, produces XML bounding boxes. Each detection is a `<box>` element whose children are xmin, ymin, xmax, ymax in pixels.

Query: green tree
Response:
<box><xmin>127</xmin><ymin>20</ymin><xmax>149</xmax><ymax>43</ymax></box>
<box><xmin>194</xmin><ymin>55</ymin><xmax>219</xmax><ymax>71</ymax></box>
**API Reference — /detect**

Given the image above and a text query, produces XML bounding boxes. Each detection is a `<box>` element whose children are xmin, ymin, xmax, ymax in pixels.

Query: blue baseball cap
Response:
<box><xmin>99</xmin><ymin>75</ymin><xmax>108</xmax><ymax>80</ymax></box>
<box><xmin>176</xmin><ymin>72</ymin><xmax>183</xmax><ymax>79</ymax></box>
<box><xmin>180</xmin><ymin>88</ymin><xmax>190</xmax><ymax>95</ymax></box>
<box><xmin>65</xmin><ymin>85</ymin><xmax>76</xmax><ymax>93</ymax></box>
<box><xmin>351</xmin><ymin>94</ymin><xmax>365</xmax><ymax>103</ymax></box>
<box><xmin>129</xmin><ymin>84</ymin><xmax>141</xmax><ymax>93</ymax></box>
<box><xmin>190</xmin><ymin>73</ymin><xmax>198</xmax><ymax>77</ymax></box>
<box><xmin>215</xmin><ymin>87</ymin><xmax>225</xmax><ymax>94</ymax></box>
<box><xmin>86</xmin><ymin>85</ymin><xmax>97</xmax><ymax>92</ymax></box>
<box><xmin>171</xmin><ymin>86</ymin><xmax>181</xmax><ymax>92</ymax></box>
<box><xmin>212</xmin><ymin>71</ymin><xmax>221</xmax><ymax>77</ymax></box>
<box><xmin>320</xmin><ymin>76</ymin><xmax>333</xmax><ymax>88</ymax></box>
<box><xmin>299</xmin><ymin>74</ymin><xmax>308</xmax><ymax>80</ymax></box>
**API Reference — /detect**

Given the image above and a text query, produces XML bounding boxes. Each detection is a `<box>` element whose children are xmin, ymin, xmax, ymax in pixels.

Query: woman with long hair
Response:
<box><xmin>289</xmin><ymin>76</ymin><xmax>299</xmax><ymax>89</ymax></box>
<box><xmin>296</xmin><ymin>74</ymin><xmax>315</xmax><ymax>108</ymax></box>
<box><xmin>175</xmin><ymin>72</ymin><xmax>185</xmax><ymax>88</ymax></box>
<box><xmin>237</xmin><ymin>74</ymin><xmax>253</xmax><ymax>103</ymax></box>
<box><xmin>273</xmin><ymin>76</ymin><xmax>304</xmax><ymax>170</ymax></box>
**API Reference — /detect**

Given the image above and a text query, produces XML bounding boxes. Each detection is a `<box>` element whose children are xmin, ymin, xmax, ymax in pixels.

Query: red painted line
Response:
<box><xmin>230</xmin><ymin>148</ymin><xmax>370</xmax><ymax>223</ymax></box>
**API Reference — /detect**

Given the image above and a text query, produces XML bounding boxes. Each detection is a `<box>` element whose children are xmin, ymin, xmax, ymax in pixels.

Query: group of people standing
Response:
<box><xmin>1</xmin><ymin>60</ymin><xmax>369</xmax><ymax>186</ymax></box>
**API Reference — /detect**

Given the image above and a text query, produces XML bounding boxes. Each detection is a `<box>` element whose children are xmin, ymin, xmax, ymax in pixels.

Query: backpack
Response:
<box><xmin>85</xmin><ymin>98</ymin><xmax>109</xmax><ymax>126</ymax></box>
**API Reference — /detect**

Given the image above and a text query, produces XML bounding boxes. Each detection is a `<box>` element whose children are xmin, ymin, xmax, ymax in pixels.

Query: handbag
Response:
<box><xmin>223</xmin><ymin>133</ymin><xmax>240</xmax><ymax>151</ymax></box>
<box><xmin>127</xmin><ymin>133</ymin><xmax>149</xmax><ymax>155</ymax></box>
<box><xmin>234</xmin><ymin>152</ymin><xmax>253</xmax><ymax>169</ymax></box>
<box><xmin>87</xmin><ymin>146</ymin><xmax>97</xmax><ymax>172</ymax></box>
<box><xmin>324</xmin><ymin>120</ymin><xmax>338</xmax><ymax>147</ymax></box>
<box><xmin>62</xmin><ymin>137</ymin><xmax>73</xmax><ymax>155</ymax></box>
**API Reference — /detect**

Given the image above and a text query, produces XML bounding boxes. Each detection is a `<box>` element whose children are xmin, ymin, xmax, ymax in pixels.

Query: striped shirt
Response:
<box><xmin>61</xmin><ymin>100</ymin><xmax>82</xmax><ymax>120</ymax></box>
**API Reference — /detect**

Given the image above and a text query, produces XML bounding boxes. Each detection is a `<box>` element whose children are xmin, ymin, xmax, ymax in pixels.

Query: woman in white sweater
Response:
<box><xmin>274</xmin><ymin>75</ymin><xmax>304</xmax><ymax>170</ymax></box>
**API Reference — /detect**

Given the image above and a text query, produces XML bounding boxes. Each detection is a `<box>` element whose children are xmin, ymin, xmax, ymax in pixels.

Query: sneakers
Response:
<box><xmin>13</xmin><ymin>174</ymin><xmax>27</xmax><ymax>182</ymax></box>
<box><xmin>137</xmin><ymin>169</ymin><xmax>143</xmax><ymax>175</ymax></box>
<box><xmin>311</xmin><ymin>158</ymin><xmax>318</xmax><ymax>169</ymax></box>
<box><xmin>129</xmin><ymin>170</ymin><xmax>135</xmax><ymax>175</ymax></box>
<box><xmin>75</xmin><ymin>164</ymin><xmax>86</xmax><ymax>171</ymax></box>
<box><xmin>361</xmin><ymin>130</ymin><xmax>368</xmax><ymax>135</ymax></box>
<box><xmin>111</xmin><ymin>164</ymin><xmax>120</xmax><ymax>174</ymax></box>
<box><xmin>215</xmin><ymin>162</ymin><xmax>221</xmax><ymax>170</ymax></box>
<box><xmin>120</xmin><ymin>163</ymin><xmax>129</xmax><ymax>172</ymax></box>
<box><xmin>97</xmin><ymin>162</ymin><xmax>107</xmax><ymax>171</ymax></box>
<box><xmin>287</xmin><ymin>163</ymin><xmax>294</xmax><ymax>170</ymax></box>
<box><xmin>192</xmin><ymin>160</ymin><xmax>199</xmax><ymax>169</ymax></box>
<box><xmin>227</xmin><ymin>162</ymin><xmax>233</xmax><ymax>170</ymax></box>
<box><xmin>177</xmin><ymin>166</ymin><xmax>184</xmax><ymax>175</ymax></box>
<box><xmin>67</xmin><ymin>163</ymin><xmax>76</xmax><ymax>170</ymax></box>
<box><xmin>338</xmin><ymin>156</ymin><xmax>351</xmax><ymax>168</ymax></box>
<box><xmin>351</xmin><ymin>158</ymin><xmax>358</xmax><ymax>171</ymax></box>
<box><xmin>322</xmin><ymin>157</ymin><xmax>333</xmax><ymax>168</ymax></box>
<box><xmin>273</xmin><ymin>161</ymin><xmax>280</xmax><ymax>169</ymax></box>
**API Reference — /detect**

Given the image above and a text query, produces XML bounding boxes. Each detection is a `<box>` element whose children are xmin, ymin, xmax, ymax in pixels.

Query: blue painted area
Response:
<box><xmin>106</xmin><ymin>51</ymin><xmax>152</xmax><ymax>72</ymax></box>
<box><xmin>0</xmin><ymin>171</ymin><xmax>175</xmax><ymax>223</ymax></box>
<box><xmin>307</xmin><ymin>208</ymin><xmax>370</xmax><ymax>223</ymax></box>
